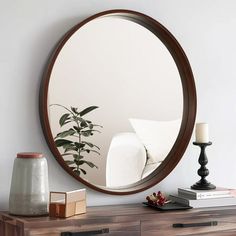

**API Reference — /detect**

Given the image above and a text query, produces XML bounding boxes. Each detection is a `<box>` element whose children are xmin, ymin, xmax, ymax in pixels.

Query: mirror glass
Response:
<box><xmin>47</xmin><ymin>16</ymin><xmax>183</xmax><ymax>188</ymax></box>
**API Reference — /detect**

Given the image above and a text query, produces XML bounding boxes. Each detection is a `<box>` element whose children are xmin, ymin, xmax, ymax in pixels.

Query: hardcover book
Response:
<box><xmin>178</xmin><ymin>187</ymin><xmax>232</xmax><ymax>200</ymax></box>
<box><xmin>169</xmin><ymin>194</ymin><xmax>236</xmax><ymax>208</ymax></box>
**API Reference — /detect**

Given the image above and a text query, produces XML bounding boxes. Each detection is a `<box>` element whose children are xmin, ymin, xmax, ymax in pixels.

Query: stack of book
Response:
<box><xmin>169</xmin><ymin>187</ymin><xmax>236</xmax><ymax>208</ymax></box>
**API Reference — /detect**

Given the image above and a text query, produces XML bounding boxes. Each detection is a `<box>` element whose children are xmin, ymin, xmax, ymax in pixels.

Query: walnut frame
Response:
<box><xmin>39</xmin><ymin>9</ymin><xmax>197</xmax><ymax>195</ymax></box>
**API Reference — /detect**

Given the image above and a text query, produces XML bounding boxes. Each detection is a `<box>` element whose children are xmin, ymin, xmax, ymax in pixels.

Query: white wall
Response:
<box><xmin>1</xmin><ymin>0</ymin><xmax>236</xmax><ymax>210</ymax></box>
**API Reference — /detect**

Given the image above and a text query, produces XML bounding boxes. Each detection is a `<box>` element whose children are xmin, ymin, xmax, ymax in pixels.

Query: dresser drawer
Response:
<box><xmin>141</xmin><ymin>214</ymin><xmax>236</xmax><ymax>236</ymax></box>
<box><xmin>25</xmin><ymin>220</ymin><xmax>140</xmax><ymax>236</ymax></box>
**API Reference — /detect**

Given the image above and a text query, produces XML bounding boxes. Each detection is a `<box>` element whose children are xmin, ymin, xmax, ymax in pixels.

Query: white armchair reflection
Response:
<box><xmin>106</xmin><ymin>132</ymin><xmax>147</xmax><ymax>187</ymax></box>
<box><xmin>106</xmin><ymin>119</ymin><xmax>181</xmax><ymax>187</ymax></box>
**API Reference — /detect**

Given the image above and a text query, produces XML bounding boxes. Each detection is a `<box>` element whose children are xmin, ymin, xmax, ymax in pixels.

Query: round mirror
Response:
<box><xmin>40</xmin><ymin>10</ymin><xmax>196</xmax><ymax>195</ymax></box>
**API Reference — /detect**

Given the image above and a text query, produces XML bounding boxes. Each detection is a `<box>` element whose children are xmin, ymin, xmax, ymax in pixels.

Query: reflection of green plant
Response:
<box><xmin>51</xmin><ymin>104</ymin><xmax>102</xmax><ymax>176</ymax></box>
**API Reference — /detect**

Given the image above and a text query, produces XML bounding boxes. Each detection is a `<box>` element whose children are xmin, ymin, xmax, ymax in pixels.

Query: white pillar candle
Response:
<box><xmin>195</xmin><ymin>123</ymin><xmax>209</xmax><ymax>143</ymax></box>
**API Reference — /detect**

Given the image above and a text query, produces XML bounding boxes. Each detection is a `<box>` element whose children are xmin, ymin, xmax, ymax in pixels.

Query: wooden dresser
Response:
<box><xmin>1</xmin><ymin>204</ymin><xmax>236</xmax><ymax>235</ymax></box>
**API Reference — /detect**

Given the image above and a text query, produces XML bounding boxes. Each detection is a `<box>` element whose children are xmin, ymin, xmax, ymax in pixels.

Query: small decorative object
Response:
<box><xmin>191</xmin><ymin>123</ymin><xmax>216</xmax><ymax>190</ymax></box>
<box><xmin>9</xmin><ymin>152</ymin><xmax>49</xmax><ymax>216</ymax></box>
<box><xmin>51</xmin><ymin>104</ymin><xmax>102</xmax><ymax>176</ymax></box>
<box><xmin>49</xmin><ymin>189</ymin><xmax>86</xmax><ymax>218</ymax></box>
<box><xmin>146</xmin><ymin>191</ymin><xmax>169</xmax><ymax>206</ymax></box>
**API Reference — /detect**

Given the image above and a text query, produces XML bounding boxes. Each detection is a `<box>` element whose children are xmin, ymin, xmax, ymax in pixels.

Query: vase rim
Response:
<box><xmin>17</xmin><ymin>152</ymin><xmax>43</xmax><ymax>158</ymax></box>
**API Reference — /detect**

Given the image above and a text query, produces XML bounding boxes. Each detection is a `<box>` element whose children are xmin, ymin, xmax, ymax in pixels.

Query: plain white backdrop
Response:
<box><xmin>1</xmin><ymin>0</ymin><xmax>236</xmax><ymax>210</ymax></box>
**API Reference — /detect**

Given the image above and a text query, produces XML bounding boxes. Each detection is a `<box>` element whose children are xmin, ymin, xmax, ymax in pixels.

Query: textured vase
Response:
<box><xmin>9</xmin><ymin>152</ymin><xmax>49</xmax><ymax>216</ymax></box>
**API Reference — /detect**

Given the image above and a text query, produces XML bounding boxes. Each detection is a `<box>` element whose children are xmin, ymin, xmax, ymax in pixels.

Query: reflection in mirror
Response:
<box><xmin>48</xmin><ymin>16</ymin><xmax>183</xmax><ymax>187</ymax></box>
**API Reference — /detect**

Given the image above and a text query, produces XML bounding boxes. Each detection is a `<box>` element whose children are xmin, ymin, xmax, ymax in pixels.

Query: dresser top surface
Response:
<box><xmin>1</xmin><ymin>203</ymin><xmax>236</xmax><ymax>224</ymax></box>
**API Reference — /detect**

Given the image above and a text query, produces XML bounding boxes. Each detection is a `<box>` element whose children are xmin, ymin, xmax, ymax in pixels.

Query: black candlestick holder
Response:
<box><xmin>191</xmin><ymin>142</ymin><xmax>216</xmax><ymax>190</ymax></box>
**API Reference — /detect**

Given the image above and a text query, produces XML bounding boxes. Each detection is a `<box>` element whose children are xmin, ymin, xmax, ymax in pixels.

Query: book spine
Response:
<box><xmin>178</xmin><ymin>189</ymin><xmax>230</xmax><ymax>199</ymax></box>
<box><xmin>170</xmin><ymin>194</ymin><xmax>236</xmax><ymax>208</ymax></box>
<box><xmin>179</xmin><ymin>192</ymin><xmax>232</xmax><ymax>200</ymax></box>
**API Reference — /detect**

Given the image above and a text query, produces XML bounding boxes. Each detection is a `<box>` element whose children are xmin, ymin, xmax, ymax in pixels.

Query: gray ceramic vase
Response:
<box><xmin>9</xmin><ymin>152</ymin><xmax>49</xmax><ymax>216</ymax></box>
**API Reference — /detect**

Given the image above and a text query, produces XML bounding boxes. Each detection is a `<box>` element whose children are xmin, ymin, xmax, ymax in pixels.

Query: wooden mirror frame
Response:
<box><xmin>39</xmin><ymin>9</ymin><xmax>196</xmax><ymax>195</ymax></box>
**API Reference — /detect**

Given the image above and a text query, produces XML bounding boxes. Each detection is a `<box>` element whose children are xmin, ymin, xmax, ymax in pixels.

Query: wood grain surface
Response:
<box><xmin>1</xmin><ymin>204</ymin><xmax>236</xmax><ymax>235</ymax></box>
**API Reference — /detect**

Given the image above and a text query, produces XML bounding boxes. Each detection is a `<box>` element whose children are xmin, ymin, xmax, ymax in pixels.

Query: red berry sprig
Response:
<box><xmin>146</xmin><ymin>191</ymin><xmax>168</xmax><ymax>206</ymax></box>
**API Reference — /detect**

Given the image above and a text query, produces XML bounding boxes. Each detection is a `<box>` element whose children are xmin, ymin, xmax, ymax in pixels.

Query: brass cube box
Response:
<box><xmin>49</xmin><ymin>189</ymin><xmax>86</xmax><ymax>218</ymax></box>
